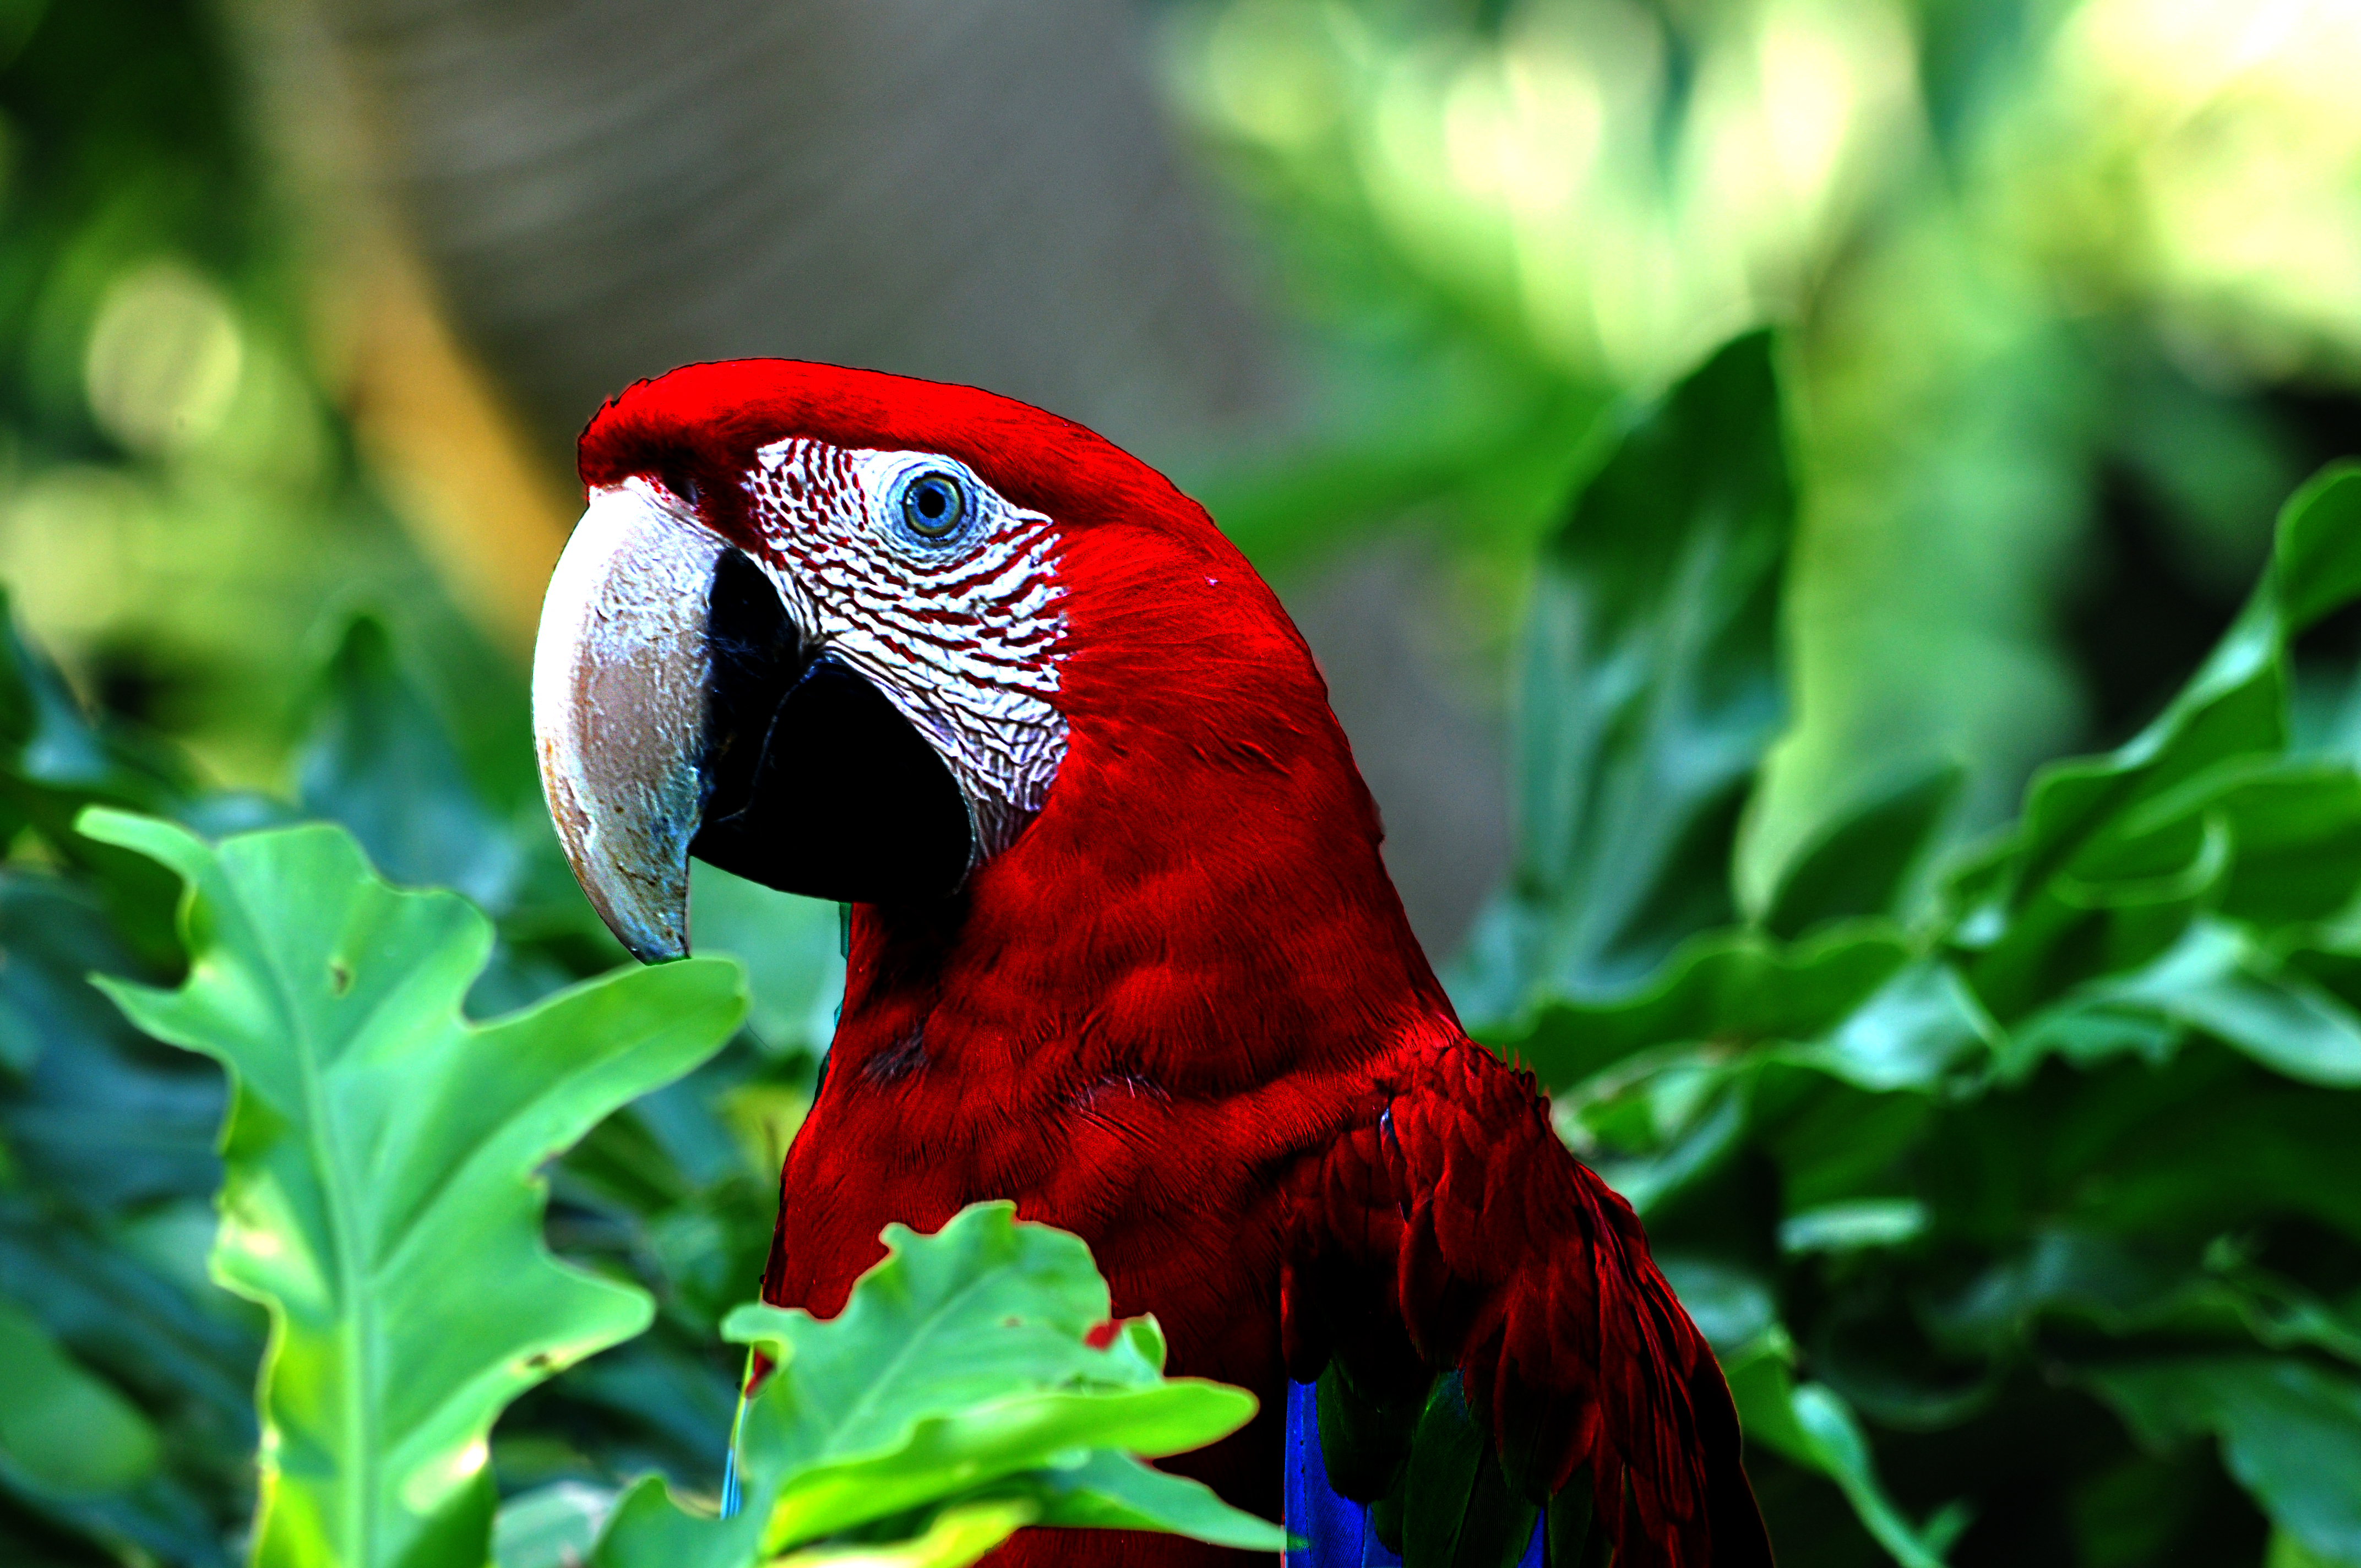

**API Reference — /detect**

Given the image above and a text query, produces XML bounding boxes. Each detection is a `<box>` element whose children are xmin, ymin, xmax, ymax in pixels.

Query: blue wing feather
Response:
<box><xmin>1285</xmin><ymin>1380</ymin><xmax>1544</xmax><ymax>1568</ymax></box>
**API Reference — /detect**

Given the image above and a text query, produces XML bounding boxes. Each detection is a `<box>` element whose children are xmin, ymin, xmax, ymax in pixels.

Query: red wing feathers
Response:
<box><xmin>1283</xmin><ymin>1037</ymin><xmax>1772</xmax><ymax>1567</ymax></box>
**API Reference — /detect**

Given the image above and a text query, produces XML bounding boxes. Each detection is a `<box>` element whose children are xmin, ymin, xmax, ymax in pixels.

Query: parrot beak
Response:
<box><xmin>531</xmin><ymin>482</ymin><xmax>972</xmax><ymax>963</ymax></box>
<box><xmin>532</xmin><ymin>484</ymin><xmax>721</xmax><ymax>961</ymax></box>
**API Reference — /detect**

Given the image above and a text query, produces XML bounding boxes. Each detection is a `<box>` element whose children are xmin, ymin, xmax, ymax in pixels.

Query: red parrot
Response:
<box><xmin>531</xmin><ymin>361</ymin><xmax>1772</xmax><ymax>1567</ymax></box>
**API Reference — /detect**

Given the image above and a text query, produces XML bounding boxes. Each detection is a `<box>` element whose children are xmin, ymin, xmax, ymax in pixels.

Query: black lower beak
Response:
<box><xmin>689</xmin><ymin>549</ymin><xmax>972</xmax><ymax>906</ymax></box>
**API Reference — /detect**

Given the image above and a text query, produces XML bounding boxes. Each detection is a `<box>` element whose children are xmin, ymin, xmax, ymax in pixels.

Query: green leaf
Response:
<box><xmin>1473</xmin><ymin>458</ymin><xmax>2361</xmax><ymax>1566</ymax></box>
<box><xmin>0</xmin><ymin>854</ymin><xmax>259</xmax><ymax>1566</ymax></box>
<box><xmin>2158</xmin><ymin>760</ymin><xmax>2361</xmax><ymax>927</ymax></box>
<box><xmin>1025</xmin><ymin>1448</ymin><xmax>1291</xmax><ymax>1549</ymax></box>
<box><xmin>1504</xmin><ymin>922</ymin><xmax>1908</xmax><ymax>1093</ymax></box>
<box><xmin>1451</xmin><ymin>330</ymin><xmax>1797</xmax><ymax>1021</ymax></box>
<box><xmin>0</xmin><ymin>589</ymin><xmax>194</xmax><ymax>967</ymax></box>
<box><xmin>731</xmin><ymin>1206</ymin><xmax>1269</xmax><ymax>1553</ymax></box>
<box><xmin>1786</xmin><ymin>1384</ymin><xmax>1968</xmax><ymax>1568</ymax></box>
<box><xmin>2075</xmin><ymin>920</ymin><xmax>2361</xmax><ymax>1087</ymax></box>
<box><xmin>1656</xmin><ymin>1256</ymin><xmax>1779</xmax><ymax>1354</ymax></box>
<box><xmin>296</xmin><ymin>616</ymin><xmax>521</xmax><ymax>914</ymax></box>
<box><xmin>755</xmin><ymin>1380</ymin><xmax>1255</xmax><ymax>1549</ymax></box>
<box><xmin>0</xmin><ymin>1282</ymin><xmax>233</xmax><ymax>1568</ymax></box>
<box><xmin>1578</xmin><ymin>1071</ymin><xmax>1753</xmax><ymax>1218</ymax></box>
<box><xmin>779</xmin><ymin>1498</ymin><xmax>1036</xmax><ymax>1568</ymax></box>
<box><xmin>2087</xmin><ymin>1356</ymin><xmax>2361</xmax><ymax>1565</ymax></box>
<box><xmin>2267</xmin><ymin>465</ymin><xmax>2361</xmax><ymax>633</ymax></box>
<box><xmin>1724</xmin><ymin>1339</ymin><xmax>1965</xmax><ymax>1568</ymax></box>
<box><xmin>0</xmin><ymin>868</ymin><xmax>227</xmax><ymax>1208</ymax></box>
<box><xmin>1927</xmin><ymin>1230</ymin><xmax>2197</xmax><ymax>1355</ymax></box>
<box><xmin>0</xmin><ymin>1293</ymin><xmax>161</xmax><ymax>1496</ymax></box>
<box><xmin>1927</xmin><ymin>1229</ymin><xmax>2361</xmax><ymax>1370</ymax></box>
<box><xmin>0</xmin><ymin>1207</ymin><xmax>257</xmax><ymax>1567</ymax></box>
<box><xmin>1778</xmin><ymin>1200</ymin><xmax>1929</xmax><ymax>1256</ymax></box>
<box><xmin>594</xmin><ymin>1204</ymin><xmax>1283</xmax><ymax>1568</ymax></box>
<box><xmin>78</xmin><ymin>808</ymin><xmax>746</xmax><ymax>1568</ymax></box>
<box><xmin>1761</xmin><ymin>761</ymin><xmax>1965</xmax><ymax>939</ymax></box>
<box><xmin>0</xmin><ymin>589</ymin><xmax>183</xmax><ymax>815</ymax></box>
<box><xmin>1777</xmin><ymin>959</ymin><xmax>1998</xmax><ymax>1094</ymax></box>
<box><xmin>492</xmin><ymin>1481</ymin><xmax>618</xmax><ymax>1568</ymax></box>
<box><xmin>1955</xmin><ymin>465</ymin><xmax>2361</xmax><ymax>1021</ymax></box>
<box><xmin>687</xmin><ymin>861</ymin><xmax>843</xmax><ymax>1059</ymax></box>
<box><xmin>2272</xmin><ymin>1527</ymin><xmax>2356</xmax><ymax>1568</ymax></box>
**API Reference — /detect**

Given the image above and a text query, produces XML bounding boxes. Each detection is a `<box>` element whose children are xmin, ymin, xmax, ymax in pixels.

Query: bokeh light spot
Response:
<box><xmin>84</xmin><ymin>260</ymin><xmax>245</xmax><ymax>458</ymax></box>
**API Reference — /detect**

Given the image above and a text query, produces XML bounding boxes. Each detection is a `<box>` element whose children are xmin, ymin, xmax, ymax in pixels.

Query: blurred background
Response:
<box><xmin>5</xmin><ymin>0</ymin><xmax>2361</xmax><ymax>1563</ymax></box>
<box><xmin>7</xmin><ymin>0</ymin><xmax>2360</xmax><ymax>950</ymax></box>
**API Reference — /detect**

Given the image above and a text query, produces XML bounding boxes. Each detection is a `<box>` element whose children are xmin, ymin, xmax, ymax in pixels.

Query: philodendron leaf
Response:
<box><xmin>2087</xmin><ymin>1356</ymin><xmax>2361</xmax><ymax>1566</ymax></box>
<box><xmin>782</xmin><ymin>1499</ymin><xmax>1041</xmax><ymax>1568</ymax></box>
<box><xmin>1955</xmin><ymin>465</ymin><xmax>2361</xmax><ymax>1020</ymax></box>
<box><xmin>492</xmin><ymin>1481</ymin><xmax>618</xmax><ymax>1568</ymax></box>
<box><xmin>1722</xmin><ymin>1340</ymin><xmax>1966</xmax><ymax>1568</ymax></box>
<box><xmin>595</xmin><ymin>1202</ymin><xmax>1284</xmax><ymax>1568</ymax></box>
<box><xmin>1452</xmin><ymin>330</ymin><xmax>1797</xmax><ymax>1023</ymax></box>
<box><xmin>2083</xmin><ymin>919</ymin><xmax>2361</xmax><ymax>1088</ymax></box>
<box><xmin>1505</xmin><ymin>922</ymin><xmax>1910</xmax><ymax>1093</ymax></box>
<box><xmin>78</xmin><ymin>809</ymin><xmax>746</xmax><ymax>1568</ymax></box>
<box><xmin>0</xmin><ymin>1291</ymin><xmax>227</xmax><ymax>1568</ymax></box>
<box><xmin>0</xmin><ymin>590</ymin><xmax>194</xmax><ymax>967</ymax></box>
<box><xmin>296</xmin><ymin>616</ymin><xmax>521</xmax><ymax>915</ymax></box>
<box><xmin>0</xmin><ymin>1293</ymin><xmax>161</xmax><ymax>1496</ymax></box>
<box><xmin>1761</xmin><ymin>761</ymin><xmax>1964</xmax><ymax>939</ymax></box>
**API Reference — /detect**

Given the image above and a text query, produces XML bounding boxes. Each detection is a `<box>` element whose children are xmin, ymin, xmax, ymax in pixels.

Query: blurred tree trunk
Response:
<box><xmin>310</xmin><ymin>0</ymin><xmax>1279</xmax><ymax>467</ymax></box>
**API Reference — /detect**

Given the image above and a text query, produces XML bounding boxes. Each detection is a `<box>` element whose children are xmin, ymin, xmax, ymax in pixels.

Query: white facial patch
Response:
<box><xmin>743</xmin><ymin>437</ymin><xmax>1069</xmax><ymax>859</ymax></box>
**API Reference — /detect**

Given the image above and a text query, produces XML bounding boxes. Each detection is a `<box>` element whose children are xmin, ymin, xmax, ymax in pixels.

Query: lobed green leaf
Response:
<box><xmin>594</xmin><ymin>1203</ymin><xmax>1285</xmax><ymax>1568</ymax></box>
<box><xmin>80</xmin><ymin>809</ymin><xmax>746</xmax><ymax>1568</ymax></box>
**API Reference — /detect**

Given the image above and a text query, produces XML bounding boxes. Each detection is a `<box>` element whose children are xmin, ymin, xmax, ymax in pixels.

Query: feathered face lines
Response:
<box><xmin>712</xmin><ymin>436</ymin><xmax>1073</xmax><ymax>858</ymax></box>
<box><xmin>534</xmin><ymin>402</ymin><xmax>1084</xmax><ymax>959</ymax></box>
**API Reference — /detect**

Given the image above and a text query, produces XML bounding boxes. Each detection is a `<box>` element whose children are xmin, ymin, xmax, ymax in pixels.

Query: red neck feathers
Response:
<box><xmin>580</xmin><ymin>360</ymin><xmax>1455</xmax><ymax>1100</ymax></box>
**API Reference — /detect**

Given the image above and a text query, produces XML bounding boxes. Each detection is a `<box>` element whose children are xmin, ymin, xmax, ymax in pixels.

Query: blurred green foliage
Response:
<box><xmin>0</xmin><ymin>0</ymin><xmax>485</xmax><ymax>785</ymax></box>
<box><xmin>1160</xmin><ymin>0</ymin><xmax>2361</xmax><ymax>892</ymax></box>
<box><xmin>1462</xmin><ymin>335</ymin><xmax>2361</xmax><ymax>1567</ymax></box>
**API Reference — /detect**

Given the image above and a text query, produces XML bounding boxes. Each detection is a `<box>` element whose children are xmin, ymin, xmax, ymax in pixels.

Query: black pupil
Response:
<box><xmin>917</xmin><ymin>482</ymin><xmax>948</xmax><ymax>519</ymax></box>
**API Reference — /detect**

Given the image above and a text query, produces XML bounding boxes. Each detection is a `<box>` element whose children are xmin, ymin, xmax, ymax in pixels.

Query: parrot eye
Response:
<box><xmin>896</xmin><ymin>469</ymin><xmax>972</xmax><ymax>542</ymax></box>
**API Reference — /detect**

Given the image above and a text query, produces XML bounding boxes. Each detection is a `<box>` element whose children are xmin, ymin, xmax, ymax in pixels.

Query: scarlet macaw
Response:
<box><xmin>530</xmin><ymin>361</ymin><xmax>1772</xmax><ymax>1567</ymax></box>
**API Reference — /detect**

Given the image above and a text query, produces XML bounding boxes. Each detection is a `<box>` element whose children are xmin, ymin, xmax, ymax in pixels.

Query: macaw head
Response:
<box><xmin>533</xmin><ymin>360</ymin><xmax>1389</xmax><ymax>968</ymax></box>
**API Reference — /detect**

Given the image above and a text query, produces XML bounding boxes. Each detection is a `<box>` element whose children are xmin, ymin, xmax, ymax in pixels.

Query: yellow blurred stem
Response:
<box><xmin>343</xmin><ymin>248</ymin><xmax>574</xmax><ymax>661</ymax></box>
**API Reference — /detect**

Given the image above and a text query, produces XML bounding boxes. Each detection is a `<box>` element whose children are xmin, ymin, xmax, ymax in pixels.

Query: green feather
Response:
<box><xmin>1402</xmin><ymin>1373</ymin><xmax>1542</xmax><ymax>1568</ymax></box>
<box><xmin>1544</xmin><ymin>1468</ymin><xmax>1608</xmax><ymax>1567</ymax></box>
<box><xmin>1316</xmin><ymin>1356</ymin><xmax>1424</xmax><ymax>1502</ymax></box>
